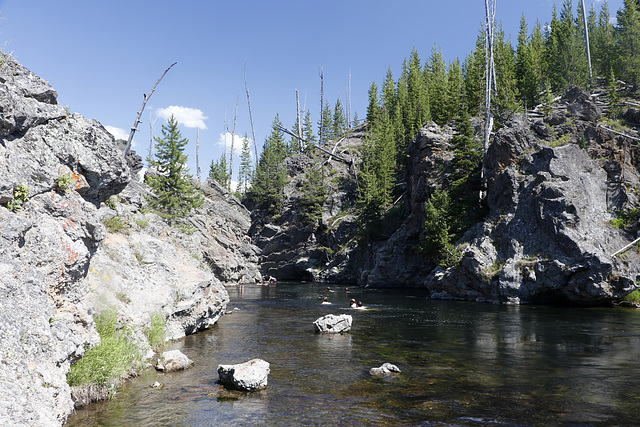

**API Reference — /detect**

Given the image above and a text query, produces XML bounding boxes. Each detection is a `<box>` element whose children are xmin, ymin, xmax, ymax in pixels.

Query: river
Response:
<box><xmin>66</xmin><ymin>282</ymin><xmax>640</xmax><ymax>426</ymax></box>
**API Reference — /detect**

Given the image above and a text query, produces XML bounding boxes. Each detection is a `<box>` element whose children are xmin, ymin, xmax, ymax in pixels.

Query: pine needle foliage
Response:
<box><xmin>146</xmin><ymin>116</ymin><xmax>204</xmax><ymax>221</ymax></box>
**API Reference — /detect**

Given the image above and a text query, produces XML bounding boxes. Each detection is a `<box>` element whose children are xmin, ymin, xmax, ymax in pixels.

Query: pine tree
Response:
<box><xmin>358</xmin><ymin>108</ymin><xmax>397</xmax><ymax>235</ymax></box>
<box><xmin>592</xmin><ymin>1</ymin><xmax>616</xmax><ymax>79</ymax></box>
<box><xmin>303</xmin><ymin>110</ymin><xmax>317</xmax><ymax>154</ymax></box>
<box><xmin>299</xmin><ymin>165</ymin><xmax>327</xmax><ymax>225</ymax></box>
<box><xmin>238</xmin><ymin>133</ymin><xmax>253</xmax><ymax>194</ymax></box>
<box><xmin>463</xmin><ymin>30</ymin><xmax>486</xmax><ymax>116</ymax></box>
<box><xmin>446</xmin><ymin>58</ymin><xmax>465</xmax><ymax>122</ymax></box>
<box><xmin>147</xmin><ymin>115</ymin><xmax>203</xmax><ymax>220</ymax></box>
<box><xmin>209</xmin><ymin>153</ymin><xmax>230</xmax><ymax>189</ymax></box>
<box><xmin>319</xmin><ymin>101</ymin><xmax>334</xmax><ymax>143</ymax></box>
<box><xmin>616</xmin><ymin>0</ymin><xmax>640</xmax><ymax>88</ymax></box>
<box><xmin>366</xmin><ymin>81</ymin><xmax>380</xmax><ymax>129</ymax></box>
<box><xmin>425</xmin><ymin>45</ymin><xmax>448</xmax><ymax>125</ymax></box>
<box><xmin>494</xmin><ymin>26</ymin><xmax>521</xmax><ymax>117</ymax></box>
<box><xmin>332</xmin><ymin>98</ymin><xmax>347</xmax><ymax>139</ymax></box>
<box><xmin>248</xmin><ymin>115</ymin><xmax>288</xmax><ymax>214</ymax></box>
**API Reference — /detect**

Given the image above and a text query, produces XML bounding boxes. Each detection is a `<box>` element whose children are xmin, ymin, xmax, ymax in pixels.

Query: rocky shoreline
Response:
<box><xmin>0</xmin><ymin>53</ymin><xmax>261</xmax><ymax>426</ymax></box>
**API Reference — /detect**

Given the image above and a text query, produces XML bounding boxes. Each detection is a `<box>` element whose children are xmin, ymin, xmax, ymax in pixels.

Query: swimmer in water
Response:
<box><xmin>349</xmin><ymin>298</ymin><xmax>357</xmax><ymax>308</ymax></box>
<box><xmin>321</xmin><ymin>296</ymin><xmax>332</xmax><ymax>305</ymax></box>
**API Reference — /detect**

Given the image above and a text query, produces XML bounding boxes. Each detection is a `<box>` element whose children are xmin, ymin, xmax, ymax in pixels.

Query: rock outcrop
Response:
<box><xmin>0</xmin><ymin>53</ymin><xmax>261</xmax><ymax>425</ymax></box>
<box><xmin>249</xmin><ymin>128</ymin><xmax>364</xmax><ymax>283</ymax></box>
<box><xmin>363</xmin><ymin>88</ymin><xmax>640</xmax><ymax>304</ymax></box>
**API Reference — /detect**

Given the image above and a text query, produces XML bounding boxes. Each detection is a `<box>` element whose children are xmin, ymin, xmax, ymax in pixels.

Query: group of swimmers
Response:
<box><xmin>261</xmin><ymin>276</ymin><xmax>277</xmax><ymax>286</ymax></box>
<box><xmin>320</xmin><ymin>286</ymin><xmax>365</xmax><ymax>309</ymax></box>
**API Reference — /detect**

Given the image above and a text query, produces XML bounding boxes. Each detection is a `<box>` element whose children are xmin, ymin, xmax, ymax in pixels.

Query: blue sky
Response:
<box><xmin>0</xmin><ymin>0</ymin><xmax>624</xmax><ymax>183</ymax></box>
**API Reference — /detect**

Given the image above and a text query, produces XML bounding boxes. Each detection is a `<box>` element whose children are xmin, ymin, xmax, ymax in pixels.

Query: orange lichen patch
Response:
<box><xmin>62</xmin><ymin>218</ymin><xmax>77</xmax><ymax>231</ymax></box>
<box><xmin>70</xmin><ymin>170</ymin><xmax>89</xmax><ymax>192</ymax></box>
<box><xmin>60</xmin><ymin>237</ymin><xmax>80</xmax><ymax>265</ymax></box>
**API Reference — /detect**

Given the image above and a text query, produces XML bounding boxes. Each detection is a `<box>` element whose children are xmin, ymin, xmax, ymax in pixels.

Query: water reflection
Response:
<box><xmin>67</xmin><ymin>283</ymin><xmax>640</xmax><ymax>426</ymax></box>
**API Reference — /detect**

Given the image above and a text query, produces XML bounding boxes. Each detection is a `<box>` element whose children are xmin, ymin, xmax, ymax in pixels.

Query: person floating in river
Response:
<box><xmin>326</xmin><ymin>286</ymin><xmax>335</xmax><ymax>293</ymax></box>
<box><xmin>355</xmin><ymin>301</ymin><xmax>365</xmax><ymax>310</ymax></box>
<box><xmin>321</xmin><ymin>296</ymin><xmax>332</xmax><ymax>305</ymax></box>
<box><xmin>268</xmin><ymin>276</ymin><xmax>277</xmax><ymax>285</ymax></box>
<box><xmin>349</xmin><ymin>298</ymin><xmax>357</xmax><ymax>308</ymax></box>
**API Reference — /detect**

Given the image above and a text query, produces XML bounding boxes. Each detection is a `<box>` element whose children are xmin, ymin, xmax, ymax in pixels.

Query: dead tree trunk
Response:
<box><xmin>228</xmin><ymin>98</ymin><xmax>239</xmax><ymax>190</ymax></box>
<box><xmin>244</xmin><ymin>62</ymin><xmax>259</xmax><ymax>168</ymax></box>
<box><xmin>196</xmin><ymin>129</ymin><xmax>201</xmax><ymax>183</ymax></box>
<box><xmin>319</xmin><ymin>67</ymin><xmax>324</xmax><ymax>146</ymax></box>
<box><xmin>124</xmin><ymin>62</ymin><xmax>176</xmax><ymax>157</ymax></box>
<box><xmin>480</xmin><ymin>0</ymin><xmax>496</xmax><ymax>203</ymax></box>
<box><xmin>296</xmin><ymin>89</ymin><xmax>303</xmax><ymax>152</ymax></box>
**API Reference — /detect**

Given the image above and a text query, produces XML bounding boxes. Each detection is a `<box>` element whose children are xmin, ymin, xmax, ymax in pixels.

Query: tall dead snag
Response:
<box><xmin>296</xmin><ymin>89</ymin><xmax>303</xmax><ymax>152</ymax></box>
<box><xmin>244</xmin><ymin>62</ymin><xmax>259</xmax><ymax>169</ymax></box>
<box><xmin>124</xmin><ymin>62</ymin><xmax>177</xmax><ymax>157</ymax></box>
<box><xmin>196</xmin><ymin>129</ymin><xmax>201</xmax><ymax>183</ymax></box>
<box><xmin>581</xmin><ymin>0</ymin><xmax>593</xmax><ymax>82</ymax></box>
<box><xmin>319</xmin><ymin>67</ymin><xmax>324</xmax><ymax>145</ymax></box>
<box><xmin>480</xmin><ymin>0</ymin><xmax>496</xmax><ymax>203</ymax></box>
<box><xmin>228</xmin><ymin>97</ymin><xmax>239</xmax><ymax>189</ymax></box>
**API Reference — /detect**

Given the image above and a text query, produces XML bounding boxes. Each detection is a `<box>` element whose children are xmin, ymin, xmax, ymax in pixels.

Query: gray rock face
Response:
<box><xmin>359</xmin><ymin>88</ymin><xmax>640</xmax><ymax>305</ymax></box>
<box><xmin>250</xmin><ymin>126</ymin><xmax>365</xmax><ymax>284</ymax></box>
<box><xmin>313</xmin><ymin>314</ymin><xmax>353</xmax><ymax>333</ymax></box>
<box><xmin>155</xmin><ymin>350</ymin><xmax>194</xmax><ymax>372</ymax></box>
<box><xmin>0</xmin><ymin>54</ymin><xmax>261</xmax><ymax>425</ymax></box>
<box><xmin>217</xmin><ymin>358</ymin><xmax>270</xmax><ymax>391</ymax></box>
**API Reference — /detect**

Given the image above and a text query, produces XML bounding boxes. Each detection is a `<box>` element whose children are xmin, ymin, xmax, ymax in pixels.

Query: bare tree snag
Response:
<box><xmin>296</xmin><ymin>89</ymin><xmax>303</xmax><ymax>152</ymax></box>
<box><xmin>196</xmin><ymin>129</ymin><xmax>201</xmax><ymax>183</ymax></box>
<box><xmin>319</xmin><ymin>67</ymin><xmax>324</xmax><ymax>145</ymax></box>
<box><xmin>124</xmin><ymin>62</ymin><xmax>177</xmax><ymax>157</ymax></box>
<box><xmin>480</xmin><ymin>0</ymin><xmax>496</xmax><ymax>203</ymax></box>
<box><xmin>244</xmin><ymin>62</ymin><xmax>259</xmax><ymax>168</ymax></box>
<box><xmin>228</xmin><ymin>97</ymin><xmax>239</xmax><ymax>190</ymax></box>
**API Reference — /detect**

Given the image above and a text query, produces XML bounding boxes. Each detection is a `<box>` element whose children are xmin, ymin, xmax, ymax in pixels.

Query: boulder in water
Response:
<box><xmin>217</xmin><ymin>358</ymin><xmax>270</xmax><ymax>391</ymax></box>
<box><xmin>155</xmin><ymin>350</ymin><xmax>194</xmax><ymax>372</ymax></box>
<box><xmin>369</xmin><ymin>362</ymin><xmax>401</xmax><ymax>375</ymax></box>
<box><xmin>313</xmin><ymin>314</ymin><xmax>352</xmax><ymax>333</ymax></box>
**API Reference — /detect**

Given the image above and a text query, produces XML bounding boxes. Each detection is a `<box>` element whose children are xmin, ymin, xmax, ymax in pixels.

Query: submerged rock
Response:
<box><xmin>217</xmin><ymin>358</ymin><xmax>270</xmax><ymax>391</ymax></box>
<box><xmin>313</xmin><ymin>314</ymin><xmax>352</xmax><ymax>333</ymax></box>
<box><xmin>155</xmin><ymin>350</ymin><xmax>194</xmax><ymax>372</ymax></box>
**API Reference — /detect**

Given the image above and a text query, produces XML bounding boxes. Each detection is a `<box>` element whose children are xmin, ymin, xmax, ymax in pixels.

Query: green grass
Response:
<box><xmin>67</xmin><ymin>309</ymin><xmax>142</xmax><ymax>388</ymax></box>
<box><xmin>145</xmin><ymin>312</ymin><xmax>166</xmax><ymax>350</ymax></box>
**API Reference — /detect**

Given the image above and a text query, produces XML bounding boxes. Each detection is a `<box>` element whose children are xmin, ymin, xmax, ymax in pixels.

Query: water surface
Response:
<box><xmin>67</xmin><ymin>282</ymin><xmax>640</xmax><ymax>426</ymax></box>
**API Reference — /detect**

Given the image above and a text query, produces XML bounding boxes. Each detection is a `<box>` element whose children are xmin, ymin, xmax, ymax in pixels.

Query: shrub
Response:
<box><xmin>6</xmin><ymin>183</ymin><xmax>30</xmax><ymax>212</ymax></box>
<box><xmin>56</xmin><ymin>174</ymin><xmax>72</xmax><ymax>192</ymax></box>
<box><xmin>623</xmin><ymin>290</ymin><xmax>640</xmax><ymax>304</ymax></box>
<box><xmin>105</xmin><ymin>195</ymin><xmax>118</xmax><ymax>210</ymax></box>
<box><xmin>67</xmin><ymin>309</ymin><xmax>142</xmax><ymax>388</ymax></box>
<box><xmin>103</xmin><ymin>216</ymin><xmax>129</xmax><ymax>234</ymax></box>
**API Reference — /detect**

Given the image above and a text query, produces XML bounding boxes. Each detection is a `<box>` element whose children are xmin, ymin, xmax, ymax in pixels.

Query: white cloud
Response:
<box><xmin>217</xmin><ymin>132</ymin><xmax>248</xmax><ymax>155</ymax></box>
<box><xmin>105</xmin><ymin>125</ymin><xmax>129</xmax><ymax>141</ymax></box>
<box><xmin>157</xmin><ymin>105</ymin><xmax>208</xmax><ymax>129</ymax></box>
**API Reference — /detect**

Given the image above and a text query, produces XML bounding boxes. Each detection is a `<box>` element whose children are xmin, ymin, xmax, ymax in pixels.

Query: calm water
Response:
<box><xmin>67</xmin><ymin>282</ymin><xmax>640</xmax><ymax>426</ymax></box>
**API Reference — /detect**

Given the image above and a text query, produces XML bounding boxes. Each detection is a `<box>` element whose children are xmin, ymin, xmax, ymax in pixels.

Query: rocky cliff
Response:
<box><xmin>0</xmin><ymin>53</ymin><xmax>260</xmax><ymax>426</ymax></box>
<box><xmin>253</xmin><ymin>87</ymin><xmax>640</xmax><ymax>304</ymax></box>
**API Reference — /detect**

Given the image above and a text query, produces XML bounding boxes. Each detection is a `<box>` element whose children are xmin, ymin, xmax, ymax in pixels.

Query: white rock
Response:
<box><xmin>218</xmin><ymin>358</ymin><xmax>270</xmax><ymax>391</ymax></box>
<box><xmin>313</xmin><ymin>314</ymin><xmax>352</xmax><ymax>333</ymax></box>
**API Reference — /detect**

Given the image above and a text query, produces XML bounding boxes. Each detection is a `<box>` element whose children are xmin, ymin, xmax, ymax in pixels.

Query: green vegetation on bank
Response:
<box><xmin>67</xmin><ymin>309</ymin><xmax>142</xmax><ymax>389</ymax></box>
